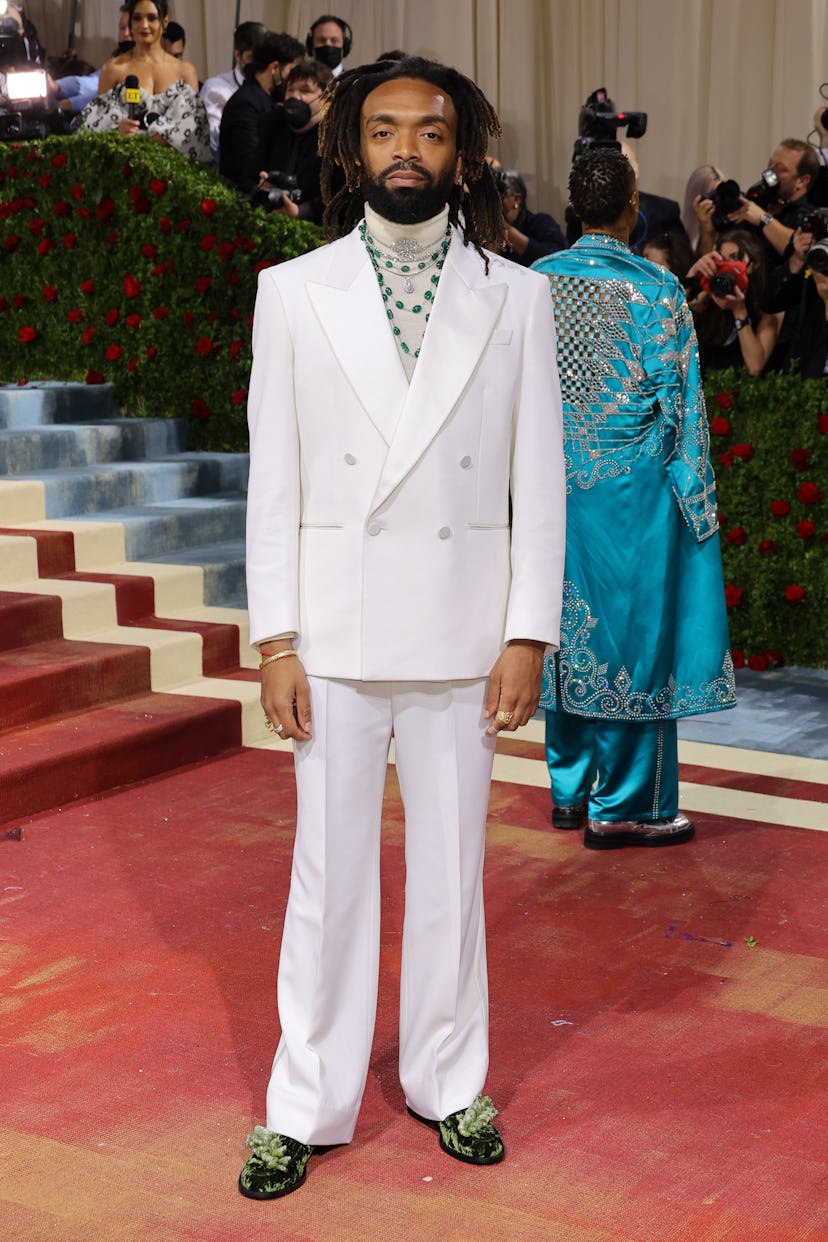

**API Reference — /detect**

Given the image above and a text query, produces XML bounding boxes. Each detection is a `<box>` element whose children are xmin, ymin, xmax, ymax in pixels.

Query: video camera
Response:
<box><xmin>0</xmin><ymin>0</ymin><xmax>54</xmax><ymax>140</ymax></box>
<box><xmin>573</xmin><ymin>87</ymin><xmax>647</xmax><ymax>160</ymax></box>
<box><xmin>250</xmin><ymin>170</ymin><xmax>302</xmax><ymax>212</ymax></box>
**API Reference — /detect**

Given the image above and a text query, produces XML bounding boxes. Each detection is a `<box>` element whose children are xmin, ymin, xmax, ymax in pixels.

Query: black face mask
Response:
<box><xmin>282</xmin><ymin>97</ymin><xmax>312</xmax><ymax>130</ymax></box>
<box><xmin>313</xmin><ymin>44</ymin><xmax>342</xmax><ymax>70</ymax></box>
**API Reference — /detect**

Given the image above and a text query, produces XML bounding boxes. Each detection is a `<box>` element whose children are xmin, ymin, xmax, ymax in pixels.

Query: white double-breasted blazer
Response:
<box><xmin>245</xmin><ymin>222</ymin><xmax>566</xmax><ymax>682</ymax></box>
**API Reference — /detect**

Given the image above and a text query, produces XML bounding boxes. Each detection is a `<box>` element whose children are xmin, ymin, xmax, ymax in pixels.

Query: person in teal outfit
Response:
<box><xmin>532</xmin><ymin>147</ymin><xmax>735</xmax><ymax>849</ymax></box>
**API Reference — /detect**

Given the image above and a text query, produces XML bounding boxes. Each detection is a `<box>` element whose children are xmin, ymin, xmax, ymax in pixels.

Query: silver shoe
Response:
<box><xmin>584</xmin><ymin>812</ymin><xmax>695</xmax><ymax>850</ymax></box>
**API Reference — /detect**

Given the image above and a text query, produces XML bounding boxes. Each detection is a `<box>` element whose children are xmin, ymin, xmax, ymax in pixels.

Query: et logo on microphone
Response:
<box><xmin>124</xmin><ymin>75</ymin><xmax>142</xmax><ymax>108</ymax></box>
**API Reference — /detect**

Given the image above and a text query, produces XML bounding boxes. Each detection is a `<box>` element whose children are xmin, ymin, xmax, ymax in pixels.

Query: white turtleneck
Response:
<box><xmin>363</xmin><ymin>203</ymin><xmax>451</xmax><ymax>381</ymax></box>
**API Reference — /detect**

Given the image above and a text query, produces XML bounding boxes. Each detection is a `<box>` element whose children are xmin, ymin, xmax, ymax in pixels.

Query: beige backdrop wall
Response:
<box><xmin>25</xmin><ymin>1</ymin><xmax>828</xmax><ymax>221</ymax></box>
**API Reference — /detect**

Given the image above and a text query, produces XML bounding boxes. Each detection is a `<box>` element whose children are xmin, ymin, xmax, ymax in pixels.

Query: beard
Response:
<box><xmin>362</xmin><ymin>161</ymin><xmax>458</xmax><ymax>225</ymax></box>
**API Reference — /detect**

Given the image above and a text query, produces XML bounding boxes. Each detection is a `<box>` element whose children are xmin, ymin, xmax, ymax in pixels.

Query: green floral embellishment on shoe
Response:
<box><xmin>246</xmin><ymin>1125</ymin><xmax>291</xmax><ymax>1172</ymax></box>
<box><xmin>457</xmin><ymin>1095</ymin><xmax>498</xmax><ymax>1138</ymax></box>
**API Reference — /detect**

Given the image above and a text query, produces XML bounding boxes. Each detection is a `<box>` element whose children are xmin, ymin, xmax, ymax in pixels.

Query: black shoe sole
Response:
<box><xmin>551</xmin><ymin>803</ymin><xmax>588</xmax><ymax>830</ymax></box>
<box><xmin>407</xmin><ymin>1106</ymin><xmax>505</xmax><ymax>1165</ymax></box>
<box><xmin>238</xmin><ymin>1168</ymin><xmax>308</xmax><ymax>1200</ymax></box>
<box><xmin>584</xmin><ymin>822</ymin><xmax>695</xmax><ymax>850</ymax></box>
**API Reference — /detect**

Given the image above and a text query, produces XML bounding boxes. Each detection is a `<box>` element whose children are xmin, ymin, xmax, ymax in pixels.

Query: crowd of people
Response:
<box><xmin>9</xmin><ymin>1</ymin><xmax>826</xmax><ymax>375</ymax></box>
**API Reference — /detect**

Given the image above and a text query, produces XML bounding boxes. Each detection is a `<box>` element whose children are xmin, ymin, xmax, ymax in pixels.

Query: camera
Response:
<box><xmin>0</xmin><ymin>1</ymin><xmax>54</xmax><ymax>140</ymax></box>
<box><xmin>573</xmin><ymin>87</ymin><xmax>647</xmax><ymax>160</ymax></box>
<box><xmin>701</xmin><ymin>179</ymin><xmax>743</xmax><ymax>230</ymax></box>
<box><xmin>700</xmin><ymin>258</ymin><xmax>749</xmax><ymax>298</ymax></box>
<box><xmin>745</xmin><ymin>168</ymin><xmax>781</xmax><ymax>209</ymax></box>
<box><xmin>807</xmin><ymin>238</ymin><xmax>828</xmax><ymax>274</ymax></box>
<box><xmin>797</xmin><ymin>206</ymin><xmax>828</xmax><ymax>240</ymax></box>
<box><xmin>250</xmin><ymin>170</ymin><xmax>302</xmax><ymax>211</ymax></box>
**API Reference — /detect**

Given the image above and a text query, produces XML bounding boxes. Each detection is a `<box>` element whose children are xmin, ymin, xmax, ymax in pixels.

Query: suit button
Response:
<box><xmin>460</xmin><ymin>455</ymin><xmax>472</xmax><ymax>468</ymax></box>
<box><xmin>344</xmin><ymin>453</ymin><xmax>357</xmax><ymax>465</ymax></box>
<box><xmin>368</xmin><ymin>522</ymin><xmax>382</xmax><ymax>536</ymax></box>
<box><xmin>438</xmin><ymin>526</ymin><xmax>452</xmax><ymax>540</ymax></box>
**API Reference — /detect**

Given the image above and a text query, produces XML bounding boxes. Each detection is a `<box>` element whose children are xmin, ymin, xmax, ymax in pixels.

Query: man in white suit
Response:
<box><xmin>239</xmin><ymin>56</ymin><xmax>566</xmax><ymax>1200</ymax></box>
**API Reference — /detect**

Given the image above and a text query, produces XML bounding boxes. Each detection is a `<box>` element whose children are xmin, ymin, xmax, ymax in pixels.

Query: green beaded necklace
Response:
<box><xmin>360</xmin><ymin>221</ymin><xmax>451</xmax><ymax>357</ymax></box>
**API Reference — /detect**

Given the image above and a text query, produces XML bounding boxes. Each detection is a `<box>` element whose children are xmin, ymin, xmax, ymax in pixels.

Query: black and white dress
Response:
<box><xmin>76</xmin><ymin>80</ymin><xmax>212</xmax><ymax>163</ymax></box>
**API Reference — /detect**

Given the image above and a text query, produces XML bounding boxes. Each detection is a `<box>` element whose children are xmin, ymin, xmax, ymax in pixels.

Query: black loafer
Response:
<box><xmin>238</xmin><ymin>1127</ymin><xmax>314</xmax><ymax>1199</ymax></box>
<box><xmin>552</xmin><ymin>801</ymin><xmax>588</xmax><ymax>830</ymax></box>
<box><xmin>584</xmin><ymin>813</ymin><xmax>695</xmax><ymax>850</ymax></box>
<box><xmin>408</xmin><ymin>1095</ymin><xmax>504</xmax><ymax>1165</ymax></box>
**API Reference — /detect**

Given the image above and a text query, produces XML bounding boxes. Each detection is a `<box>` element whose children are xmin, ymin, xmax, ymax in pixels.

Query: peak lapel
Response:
<box><xmin>306</xmin><ymin>230</ymin><xmax>408</xmax><ymax>446</ymax></box>
<box><xmin>369</xmin><ymin>233</ymin><xmax>507</xmax><ymax>515</ymax></box>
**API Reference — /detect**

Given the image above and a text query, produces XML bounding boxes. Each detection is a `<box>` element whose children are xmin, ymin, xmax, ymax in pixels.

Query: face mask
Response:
<box><xmin>313</xmin><ymin>45</ymin><xmax>342</xmax><ymax>70</ymax></box>
<box><xmin>283</xmin><ymin>97</ymin><xmax>312</xmax><ymax>130</ymax></box>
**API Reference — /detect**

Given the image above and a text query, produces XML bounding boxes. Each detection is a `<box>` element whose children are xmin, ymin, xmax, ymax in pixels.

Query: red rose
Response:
<box><xmin>165</xmin><ymin>260</ymin><xmax>176</xmax><ymax>274</ymax></box>
<box><xmin>818</xmin><ymin>413</ymin><xmax>828</xmax><ymax>434</ymax></box>
<box><xmin>195</xmin><ymin>275</ymin><xmax>212</xmax><ymax>293</ymax></box>
<box><xmin>731</xmin><ymin>442</ymin><xmax>753</xmax><ymax>461</ymax></box>
<box><xmin>70</xmin><ymin>184</ymin><xmax>84</xmax><ymax>200</ymax></box>
<box><xmin>769</xmin><ymin>500</ymin><xmax>790</xmax><ymax>517</ymax></box>
<box><xmin>145</xmin><ymin>346</ymin><xmax>157</xmax><ymax>360</ymax></box>
<box><xmin>53</xmin><ymin>200</ymin><xmax>71</xmax><ymax>218</ymax></box>
<box><xmin>51</xmin><ymin>152</ymin><xmax>67</xmax><ymax>168</ymax></box>
<box><xmin>94</xmin><ymin>198</ymin><xmax>115</xmax><ymax>220</ymax></box>
<box><xmin>764</xmin><ymin>649</ymin><xmax>784</xmax><ymax>667</ymax></box>
<box><xmin>82</xmin><ymin>327</ymin><xmax>96</xmax><ymax>345</ymax></box>
<box><xmin>27</xmin><ymin>218</ymin><xmax>45</xmax><ymax>234</ymax></box>
<box><xmin>253</xmin><ymin>260</ymin><xmax>274</xmax><ymax>274</ymax></box>
<box><xmin>124</xmin><ymin>275</ymin><xmax>142</xmax><ymax>299</ymax></box>
<box><xmin>201</xmin><ymin>198</ymin><xmax>217</xmax><ymax>216</ymax></box>
<box><xmin>747</xmin><ymin>654</ymin><xmax>767</xmax><ymax>671</ymax></box>
<box><xmin>724</xmin><ymin>584</ymin><xmax>743</xmax><ymax>608</ymax></box>
<box><xmin>229</xmin><ymin>340</ymin><xmax>243</xmax><ymax>360</ymax></box>
<box><xmin>725</xmin><ymin>527</ymin><xmax>747</xmax><ymax>545</ymax></box>
<box><xmin>80</xmin><ymin>279</ymin><xmax>95</xmax><ymax>295</ymax></box>
<box><xmin>4</xmin><ymin>234</ymin><xmax>20</xmax><ymax>251</ymax></box>
<box><xmin>152</xmin><ymin>264</ymin><xmax>166</xmax><ymax>278</ymax></box>
<box><xmin>106</xmin><ymin>231</ymin><xmax>119</xmax><ymax>246</ymax></box>
<box><xmin>159</xmin><ymin>216</ymin><xmax>172</xmax><ymax>234</ymax></box>
<box><xmin>784</xmin><ymin>584</ymin><xmax>805</xmax><ymax>603</ymax></box>
<box><xmin>796</xmin><ymin>519</ymin><xmax>816</xmax><ymax>539</ymax></box>
<box><xmin>195</xmin><ymin>336</ymin><xmax>213</xmax><ymax>357</ymax></box>
<box><xmin>218</xmin><ymin>241</ymin><xmax>235</xmax><ymax>261</ymax></box>
<box><xmin>230</xmin><ymin>388</ymin><xmax>246</xmax><ymax>405</ymax></box>
<box><xmin>207</xmin><ymin>311</ymin><xmax>218</xmax><ymax>324</ymax></box>
<box><xmin>758</xmin><ymin>540</ymin><xmax>775</xmax><ymax>556</ymax></box>
<box><xmin>42</xmin><ymin>286</ymin><xmax>58</xmax><ymax>302</ymax></box>
<box><xmin>731</xmin><ymin>649</ymin><xmax>745</xmax><ymax>669</ymax></box>
<box><xmin>37</xmin><ymin>239</ymin><xmax>52</xmax><ymax>256</ymax></box>
<box><xmin>177</xmin><ymin>219</ymin><xmax>191</xmax><ymax>233</ymax></box>
<box><xmin>105</xmin><ymin>308</ymin><xmax>119</xmax><ymax>326</ymax></box>
<box><xmin>67</xmin><ymin>308</ymin><xmax>83</xmax><ymax>323</ymax></box>
<box><xmin>152</xmin><ymin>306</ymin><xmax>169</xmax><ymax>320</ymax></box>
<box><xmin>790</xmin><ymin>448</ymin><xmax>812</xmax><ymax>469</ymax></box>
<box><xmin>125</xmin><ymin>313</ymin><xmax>141</xmax><ymax>329</ymax></box>
<box><xmin>12</xmin><ymin>294</ymin><xmax>27</xmax><ymax>308</ymax></box>
<box><xmin>229</xmin><ymin>271</ymin><xmax>239</xmax><ymax>286</ymax></box>
<box><xmin>717</xmin><ymin>451</ymin><xmax>734</xmax><ymax>468</ymax></box>
<box><xmin>200</xmin><ymin>234</ymin><xmax>216</xmax><ymax>252</ymax></box>
<box><xmin>797</xmin><ymin>482</ymin><xmax>821</xmax><ymax>505</ymax></box>
<box><xmin>715</xmin><ymin>390</ymin><xmax>734</xmax><ymax>409</ymax></box>
<box><xmin>127</xmin><ymin>356</ymin><xmax>139</xmax><ymax>373</ymax></box>
<box><xmin>149</xmin><ymin>178</ymin><xmax>167</xmax><ymax>196</ymax></box>
<box><xmin>182</xmin><ymin>310</ymin><xmax>194</xmax><ymax>328</ymax></box>
<box><xmin>141</xmin><ymin>242</ymin><xmax>157</xmax><ymax>259</ymax></box>
<box><xmin>38</xmin><ymin>172</ymin><xmax>52</xmax><ymax>190</ymax></box>
<box><xmin>18</xmin><ymin>325</ymin><xmax>37</xmax><ymax>343</ymax></box>
<box><xmin>85</xmin><ymin>370</ymin><xmax>105</xmax><ymax>384</ymax></box>
<box><xmin>190</xmin><ymin>398</ymin><xmax>211</xmax><ymax>420</ymax></box>
<box><xmin>62</xmin><ymin>232</ymin><xmax>77</xmax><ymax>248</ymax></box>
<box><xmin>105</xmin><ymin>344</ymin><xmax>123</xmax><ymax>362</ymax></box>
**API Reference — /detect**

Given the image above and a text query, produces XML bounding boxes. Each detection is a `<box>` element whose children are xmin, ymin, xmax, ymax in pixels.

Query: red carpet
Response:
<box><xmin>2</xmin><ymin>748</ymin><xmax>827</xmax><ymax>1241</ymax></box>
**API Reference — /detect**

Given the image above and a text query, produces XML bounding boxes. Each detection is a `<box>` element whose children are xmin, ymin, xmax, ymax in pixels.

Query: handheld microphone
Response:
<box><xmin>124</xmin><ymin>74</ymin><xmax>142</xmax><ymax>121</ymax></box>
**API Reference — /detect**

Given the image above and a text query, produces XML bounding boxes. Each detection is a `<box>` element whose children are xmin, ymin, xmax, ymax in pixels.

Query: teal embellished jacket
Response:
<box><xmin>532</xmin><ymin>235</ymin><xmax>735</xmax><ymax>721</ymax></box>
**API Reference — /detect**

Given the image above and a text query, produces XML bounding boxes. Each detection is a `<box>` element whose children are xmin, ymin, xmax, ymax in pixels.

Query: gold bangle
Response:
<box><xmin>259</xmin><ymin>650</ymin><xmax>298</xmax><ymax>670</ymax></box>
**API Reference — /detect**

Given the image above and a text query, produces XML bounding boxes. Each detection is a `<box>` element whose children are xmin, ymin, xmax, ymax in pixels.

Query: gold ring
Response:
<box><xmin>496</xmin><ymin>710</ymin><xmax>514</xmax><ymax>724</ymax></box>
<box><xmin>265</xmin><ymin>716</ymin><xmax>283</xmax><ymax>734</ymax></box>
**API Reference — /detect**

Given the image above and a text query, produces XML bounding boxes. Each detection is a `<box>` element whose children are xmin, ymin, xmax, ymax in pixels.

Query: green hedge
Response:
<box><xmin>0</xmin><ymin>136</ymin><xmax>825</xmax><ymax>666</ymax></box>
<box><xmin>703</xmin><ymin>369</ymin><xmax>826</xmax><ymax>669</ymax></box>
<box><xmin>0</xmin><ymin>133</ymin><xmax>321</xmax><ymax>450</ymax></box>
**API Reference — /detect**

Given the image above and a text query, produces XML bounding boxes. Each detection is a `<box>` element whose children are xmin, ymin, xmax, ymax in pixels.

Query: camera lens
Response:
<box><xmin>709</xmin><ymin>273</ymin><xmax>737</xmax><ymax>297</ymax></box>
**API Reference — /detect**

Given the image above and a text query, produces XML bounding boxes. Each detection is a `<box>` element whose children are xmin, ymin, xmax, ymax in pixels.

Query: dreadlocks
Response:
<box><xmin>318</xmin><ymin>56</ymin><xmax>504</xmax><ymax>263</ymax></box>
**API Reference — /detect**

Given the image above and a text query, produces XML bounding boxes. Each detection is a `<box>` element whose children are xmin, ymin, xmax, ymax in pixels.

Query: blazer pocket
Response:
<box><xmin>467</xmin><ymin>522</ymin><xmax>510</xmax><ymax>530</ymax></box>
<box><xmin>299</xmin><ymin>522</ymin><xmax>344</xmax><ymax>530</ymax></box>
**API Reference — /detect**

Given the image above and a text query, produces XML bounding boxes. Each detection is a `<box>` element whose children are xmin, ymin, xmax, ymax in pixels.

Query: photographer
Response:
<box><xmin>761</xmin><ymin>220</ymin><xmax>828</xmax><ymax>377</ymax></box>
<box><xmin>254</xmin><ymin>59</ymin><xmax>333</xmax><ymax>223</ymax></box>
<box><xmin>686</xmin><ymin>229</ymin><xmax>781</xmax><ymax>375</ymax></box>
<box><xmin>496</xmin><ymin>168</ymin><xmax>566</xmax><ymax>266</ymax></box>
<box><xmin>726</xmin><ymin>140</ymin><xmax>819</xmax><ymax>261</ymax></box>
<box><xmin>218</xmin><ymin>32</ymin><xmax>304</xmax><ymax>193</ymax></box>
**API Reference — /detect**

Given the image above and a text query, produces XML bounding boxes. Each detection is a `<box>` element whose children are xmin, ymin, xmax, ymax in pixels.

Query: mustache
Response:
<box><xmin>379</xmin><ymin>161</ymin><xmax>432</xmax><ymax>183</ymax></box>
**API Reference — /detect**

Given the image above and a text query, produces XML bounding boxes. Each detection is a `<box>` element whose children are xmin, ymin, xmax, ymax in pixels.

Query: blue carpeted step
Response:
<box><xmin>9</xmin><ymin>454</ymin><xmax>249</xmax><ymax>517</ymax></box>
<box><xmin>148</xmin><ymin>538</ymin><xmax>248</xmax><ymax>607</ymax></box>
<box><xmin>72</xmin><ymin>495</ymin><xmax>247</xmax><ymax>559</ymax></box>
<box><xmin>0</xmin><ymin>419</ymin><xmax>186</xmax><ymax>474</ymax></box>
<box><xmin>0</xmin><ymin>383</ymin><xmax>118</xmax><ymax>428</ymax></box>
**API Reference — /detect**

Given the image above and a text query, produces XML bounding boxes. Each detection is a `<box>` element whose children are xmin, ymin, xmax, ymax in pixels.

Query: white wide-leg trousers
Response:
<box><xmin>265</xmin><ymin>676</ymin><xmax>497</xmax><ymax>1146</ymax></box>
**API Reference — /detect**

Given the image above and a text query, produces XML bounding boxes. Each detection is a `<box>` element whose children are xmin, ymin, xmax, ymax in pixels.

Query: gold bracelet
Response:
<box><xmin>259</xmin><ymin>650</ymin><xmax>298</xmax><ymax>670</ymax></box>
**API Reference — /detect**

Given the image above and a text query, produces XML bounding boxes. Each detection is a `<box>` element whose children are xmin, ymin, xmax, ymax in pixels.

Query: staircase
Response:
<box><xmin>0</xmin><ymin>383</ymin><xmax>277</xmax><ymax>828</ymax></box>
